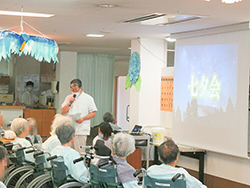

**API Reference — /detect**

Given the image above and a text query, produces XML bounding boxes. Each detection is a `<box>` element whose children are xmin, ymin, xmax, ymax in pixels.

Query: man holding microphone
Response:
<box><xmin>61</xmin><ymin>79</ymin><xmax>97</xmax><ymax>154</ymax></box>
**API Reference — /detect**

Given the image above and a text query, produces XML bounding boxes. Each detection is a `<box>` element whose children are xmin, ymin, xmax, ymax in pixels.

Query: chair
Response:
<box><xmin>143</xmin><ymin>173</ymin><xmax>186</xmax><ymax>188</ymax></box>
<box><xmin>27</xmin><ymin>155</ymin><xmax>89</xmax><ymax>188</ymax></box>
<box><xmin>89</xmin><ymin>163</ymin><xmax>122</xmax><ymax>188</ymax></box>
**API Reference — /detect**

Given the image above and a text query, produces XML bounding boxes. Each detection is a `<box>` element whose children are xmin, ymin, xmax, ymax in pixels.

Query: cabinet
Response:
<box><xmin>40</xmin><ymin>61</ymin><xmax>56</xmax><ymax>83</ymax></box>
<box><xmin>23</xmin><ymin>109</ymin><xmax>56</xmax><ymax>141</ymax></box>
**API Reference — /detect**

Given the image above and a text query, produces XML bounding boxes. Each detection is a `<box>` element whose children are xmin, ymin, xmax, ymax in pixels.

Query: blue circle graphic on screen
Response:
<box><xmin>129</xmin><ymin>52</ymin><xmax>141</xmax><ymax>83</ymax></box>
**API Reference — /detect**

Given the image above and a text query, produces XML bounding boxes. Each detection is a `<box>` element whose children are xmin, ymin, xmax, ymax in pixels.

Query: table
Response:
<box><xmin>132</xmin><ymin>135</ymin><xmax>150</xmax><ymax>169</ymax></box>
<box><xmin>152</xmin><ymin>143</ymin><xmax>206</xmax><ymax>183</ymax></box>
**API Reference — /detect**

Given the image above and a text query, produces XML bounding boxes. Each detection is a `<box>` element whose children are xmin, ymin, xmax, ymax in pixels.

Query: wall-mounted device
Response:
<box><xmin>51</xmin><ymin>81</ymin><xmax>59</xmax><ymax>94</ymax></box>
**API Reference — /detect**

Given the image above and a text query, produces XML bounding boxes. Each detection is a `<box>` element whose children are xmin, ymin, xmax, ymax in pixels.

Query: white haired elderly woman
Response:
<box><xmin>11</xmin><ymin>118</ymin><xmax>34</xmax><ymax>163</ymax></box>
<box><xmin>111</xmin><ymin>133</ymin><xmax>140</xmax><ymax>188</ymax></box>
<box><xmin>26</xmin><ymin>118</ymin><xmax>43</xmax><ymax>148</ymax></box>
<box><xmin>42</xmin><ymin>114</ymin><xmax>73</xmax><ymax>153</ymax></box>
<box><xmin>51</xmin><ymin>123</ymin><xmax>88</xmax><ymax>183</ymax></box>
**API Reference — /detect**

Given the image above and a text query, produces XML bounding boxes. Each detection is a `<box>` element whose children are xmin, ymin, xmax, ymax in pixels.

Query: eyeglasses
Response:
<box><xmin>70</xmin><ymin>85</ymin><xmax>80</xmax><ymax>92</ymax></box>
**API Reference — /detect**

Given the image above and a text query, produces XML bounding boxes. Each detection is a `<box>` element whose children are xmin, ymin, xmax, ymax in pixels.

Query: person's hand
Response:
<box><xmin>76</xmin><ymin>117</ymin><xmax>85</xmax><ymax>124</ymax></box>
<box><xmin>69</xmin><ymin>95</ymin><xmax>76</xmax><ymax>106</ymax></box>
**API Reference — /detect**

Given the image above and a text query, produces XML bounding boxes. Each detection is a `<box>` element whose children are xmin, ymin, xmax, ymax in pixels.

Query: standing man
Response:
<box><xmin>61</xmin><ymin>79</ymin><xmax>97</xmax><ymax>154</ymax></box>
<box><xmin>21</xmin><ymin>81</ymin><xmax>39</xmax><ymax>106</ymax></box>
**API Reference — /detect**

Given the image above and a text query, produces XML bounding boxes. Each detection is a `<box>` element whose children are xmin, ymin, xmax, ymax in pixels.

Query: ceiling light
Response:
<box><xmin>165</xmin><ymin>37</ymin><xmax>176</xmax><ymax>42</ymax></box>
<box><xmin>98</xmin><ymin>4</ymin><xmax>116</xmax><ymax>8</ymax></box>
<box><xmin>222</xmin><ymin>0</ymin><xmax>242</xmax><ymax>3</ymax></box>
<box><xmin>86</xmin><ymin>34</ymin><xmax>104</xmax><ymax>38</ymax></box>
<box><xmin>0</xmin><ymin>10</ymin><xmax>54</xmax><ymax>18</ymax></box>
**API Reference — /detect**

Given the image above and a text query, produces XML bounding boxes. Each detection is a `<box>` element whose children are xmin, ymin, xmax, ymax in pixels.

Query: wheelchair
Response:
<box><xmin>27</xmin><ymin>154</ymin><xmax>90</xmax><ymax>188</ymax></box>
<box><xmin>4</xmin><ymin>145</ymin><xmax>37</xmax><ymax>188</ymax></box>
<box><xmin>143</xmin><ymin>172</ymin><xmax>187</xmax><ymax>188</ymax></box>
<box><xmin>73</xmin><ymin>151</ymin><xmax>123</xmax><ymax>188</ymax></box>
<box><xmin>14</xmin><ymin>149</ymin><xmax>51</xmax><ymax>188</ymax></box>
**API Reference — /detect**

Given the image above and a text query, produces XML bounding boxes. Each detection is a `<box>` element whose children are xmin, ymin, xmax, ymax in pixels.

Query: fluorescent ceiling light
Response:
<box><xmin>165</xmin><ymin>37</ymin><xmax>176</xmax><ymax>42</ymax></box>
<box><xmin>98</xmin><ymin>4</ymin><xmax>116</xmax><ymax>8</ymax></box>
<box><xmin>0</xmin><ymin>10</ymin><xmax>54</xmax><ymax>18</ymax></box>
<box><xmin>86</xmin><ymin>34</ymin><xmax>104</xmax><ymax>38</ymax></box>
<box><xmin>222</xmin><ymin>0</ymin><xmax>242</xmax><ymax>3</ymax></box>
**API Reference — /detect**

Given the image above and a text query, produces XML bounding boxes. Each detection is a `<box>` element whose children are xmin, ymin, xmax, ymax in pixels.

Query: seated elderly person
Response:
<box><xmin>103</xmin><ymin>112</ymin><xmax>121</xmax><ymax>132</ymax></box>
<box><xmin>42</xmin><ymin>114</ymin><xmax>73</xmax><ymax>153</ymax></box>
<box><xmin>93</xmin><ymin>122</ymin><xmax>113</xmax><ymax>151</ymax></box>
<box><xmin>51</xmin><ymin>122</ymin><xmax>88</xmax><ymax>184</ymax></box>
<box><xmin>146</xmin><ymin>139</ymin><xmax>207</xmax><ymax>188</ymax></box>
<box><xmin>0</xmin><ymin>146</ymin><xmax>7</xmax><ymax>188</ymax></box>
<box><xmin>26</xmin><ymin>118</ymin><xmax>43</xmax><ymax>147</ymax></box>
<box><xmin>109</xmin><ymin>133</ymin><xmax>139</xmax><ymax>188</ymax></box>
<box><xmin>11</xmin><ymin>118</ymin><xmax>34</xmax><ymax>163</ymax></box>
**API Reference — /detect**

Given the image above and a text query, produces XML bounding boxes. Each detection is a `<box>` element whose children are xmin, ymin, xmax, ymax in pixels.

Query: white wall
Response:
<box><xmin>129</xmin><ymin>38</ymin><xmax>166</xmax><ymax>130</ymax></box>
<box><xmin>55</xmin><ymin>51</ymin><xmax>77</xmax><ymax>113</ymax></box>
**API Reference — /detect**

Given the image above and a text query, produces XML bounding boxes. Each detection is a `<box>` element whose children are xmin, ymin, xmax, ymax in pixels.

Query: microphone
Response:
<box><xmin>69</xmin><ymin>94</ymin><xmax>76</xmax><ymax>106</ymax></box>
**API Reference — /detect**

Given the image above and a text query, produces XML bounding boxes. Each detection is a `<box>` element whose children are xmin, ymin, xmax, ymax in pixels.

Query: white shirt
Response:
<box><xmin>146</xmin><ymin>164</ymin><xmax>207</xmax><ymax>188</ymax></box>
<box><xmin>21</xmin><ymin>90</ymin><xmax>39</xmax><ymax>105</ymax></box>
<box><xmin>12</xmin><ymin>137</ymin><xmax>35</xmax><ymax>163</ymax></box>
<box><xmin>61</xmin><ymin>92</ymin><xmax>97</xmax><ymax>135</ymax></box>
<box><xmin>42</xmin><ymin>134</ymin><xmax>61</xmax><ymax>153</ymax></box>
<box><xmin>0</xmin><ymin>181</ymin><xmax>6</xmax><ymax>188</ymax></box>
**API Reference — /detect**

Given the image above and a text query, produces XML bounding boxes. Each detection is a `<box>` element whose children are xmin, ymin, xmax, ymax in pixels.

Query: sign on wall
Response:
<box><xmin>161</xmin><ymin>76</ymin><xmax>174</xmax><ymax>111</ymax></box>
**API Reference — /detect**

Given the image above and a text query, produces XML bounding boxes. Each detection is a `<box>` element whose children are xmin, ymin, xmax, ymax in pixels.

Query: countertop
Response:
<box><xmin>0</xmin><ymin>105</ymin><xmax>55</xmax><ymax>109</ymax></box>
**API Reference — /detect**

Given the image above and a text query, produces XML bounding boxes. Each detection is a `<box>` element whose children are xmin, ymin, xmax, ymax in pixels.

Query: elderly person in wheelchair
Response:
<box><xmin>51</xmin><ymin>122</ymin><xmax>88</xmax><ymax>184</ymax></box>
<box><xmin>110</xmin><ymin>132</ymin><xmax>140</xmax><ymax>188</ymax></box>
<box><xmin>42</xmin><ymin>114</ymin><xmax>73</xmax><ymax>153</ymax></box>
<box><xmin>11</xmin><ymin>118</ymin><xmax>35</xmax><ymax>163</ymax></box>
<box><xmin>145</xmin><ymin>139</ymin><xmax>207</xmax><ymax>188</ymax></box>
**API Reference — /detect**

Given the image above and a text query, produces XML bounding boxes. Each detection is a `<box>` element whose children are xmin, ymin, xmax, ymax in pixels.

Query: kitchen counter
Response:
<box><xmin>24</xmin><ymin>105</ymin><xmax>56</xmax><ymax>109</ymax></box>
<box><xmin>0</xmin><ymin>106</ymin><xmax>26</xmax><ymax>109</ymax></box>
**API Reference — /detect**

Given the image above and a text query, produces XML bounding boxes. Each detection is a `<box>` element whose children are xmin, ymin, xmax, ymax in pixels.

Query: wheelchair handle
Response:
<box><xmin>73</xmin><ymin>157</ymin><xmax>84</xmax><ymax>164</ymax></box>
<box><xmin>172</xmin><ymin>173</ymin><xmax>181</xmax><ymax>182</ymax></box>
<box><xmin>80</xmin><ymin>145</ymin><xmax>94</xmax><ymax>149</ymax></box>
<box><xmin>98</xmin><ymin>161</ymin><xmax>110</xmax><ymax>168</ymax></box>
<box><xmin>16</xmin><ymin>146</ymin><xmax>27</xmax><ymax>151</ymax></box>
<box><xmin>33</xmin><ymin>151</ymin><xmax>44</xmax><ymax>157</ymax></box>
<box><xmin>47</xmin><ymin>155</ymin><xmax>58</xmax><ymax>161</ymax></box>
<box><xmin>3</xmin><ymin>143</ymin><xmax>13</xmax><ymax>147</ymax></box>
<box><xmin>26</xmin><ymin>149</ymin><xmax>36</xmax><ymax>154</ymax></box>
<box><xmin>133</xmin><ymin>169</ymin><xmax>143</xmax><ymax>177</ymax></box>
<box><xmin>109</xmin><ymin>156</ymin><xmax>117</xmax><ymax>165</ymax></box>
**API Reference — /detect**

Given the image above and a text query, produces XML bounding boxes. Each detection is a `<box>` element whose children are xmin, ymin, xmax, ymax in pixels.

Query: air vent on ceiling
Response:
<box><xmin>123</xmin><ymin>13</ymin><xmax>166</xmax><ymax>23</ymax></box>
<box><xmin>122</xmin><ymin>13</ymin><xmax>207</xmax><ymax>26</ymax></box>
<box><xmin>159</xmin><ymin>16</ymin><xmax>202</xmax><ymax>26</ymax></box>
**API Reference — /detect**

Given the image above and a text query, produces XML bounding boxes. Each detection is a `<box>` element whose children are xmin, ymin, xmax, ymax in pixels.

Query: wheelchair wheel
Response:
<box><xmin>15</xmin><ymin>169</ymin><xmax>37</xmax><ymax>188</ymax></box>
<box><xmin>58</xmin><ymin>181</ymin><xmax>87</xmax><ymax>188</ymax></box>
<box><xmin>26</xmin><ymin>173</ymin><xmax>50</xmax><ymax>188</ymax></box>
<box><xmin>2</xmin><ymin>164</ymin><xmax>16</xmax><ymax>182</ymax></box>
<box><xmin>4</xmin><ymin>165</ymin><xmax>34</xmax><ymax>188</ymax></box>
<box><xmin>33</xmin><ymin>175</ymin><xmax>53</xmax><ymax>188</ymax></box>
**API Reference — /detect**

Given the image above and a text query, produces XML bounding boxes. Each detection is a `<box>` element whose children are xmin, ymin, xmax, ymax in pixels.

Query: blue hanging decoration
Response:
<box><xmin>125</xmin><ymin>52</ymin><xmax>142</xmax><ymax>91</ymax></box>
<box><xmin>0</xmin><ymin>30</ymin><xmax>59</xmax><ymax>63</ymax></box>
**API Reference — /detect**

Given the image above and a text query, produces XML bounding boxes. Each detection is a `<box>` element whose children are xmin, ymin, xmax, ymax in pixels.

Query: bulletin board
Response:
<box><xmin>17</xmin><ymin>74</ymin><xmax>40</xmax><ymax>91</ymax></box>
<box><xmin>160</xmin><ymin>76</ymin><xmax>174</xmax><ymax>111</ymax></box>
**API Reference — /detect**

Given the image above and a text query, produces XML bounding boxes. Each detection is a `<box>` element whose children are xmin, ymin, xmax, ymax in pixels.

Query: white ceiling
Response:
<box><xmin>0</xmin><ymin>0</ymin><xmax>250</xmax><ymax>58</ymax></box>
